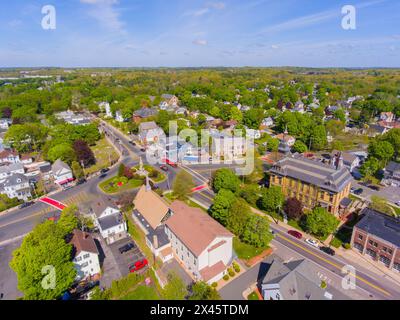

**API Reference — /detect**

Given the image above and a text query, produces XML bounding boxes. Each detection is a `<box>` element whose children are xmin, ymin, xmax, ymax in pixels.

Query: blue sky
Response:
<box><xmin>0</xmin><ymin>0</ymin><xmax>399</xmax><ymax>67</ymax></box>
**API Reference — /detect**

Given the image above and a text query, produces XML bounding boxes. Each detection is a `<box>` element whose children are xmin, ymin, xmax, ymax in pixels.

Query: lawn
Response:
<box><xmin>86</xmin><ymin>138</ymin><xmax>119</xmax><ymax>175</ymax></box>
<box><xmin>247</xmin><ymin>291</ymin><xmax>260</xmax><ymax>300</ymax></box>
<box><xmin>99</xmin><ymin>175</ymin><xmax>143</xmax><ymax>194</ymax></box>
<box><xmin>132</xmin><ymin>164</ymin><xmax>166</xmax><ymax>183</ymax></box>
<box><xmin>333</xmin><ymin>132</ymin><xmax>369</xmax><ymax>151</ymax></box>
<box><xmin>233</xmin><ymin>238</ymin><xmax>268</xmax><ymax>260</ymax></box>
<box><xmin>119</xmin><ymin>285</ymin><xmax>159</xmax><ymax>300</ymax></box>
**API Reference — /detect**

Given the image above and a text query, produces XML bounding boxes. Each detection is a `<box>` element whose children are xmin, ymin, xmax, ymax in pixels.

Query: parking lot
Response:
<box><xmin>108</xmin><ymin>237</ymin><xmax>147</xmax><ymax>277</ymax></box>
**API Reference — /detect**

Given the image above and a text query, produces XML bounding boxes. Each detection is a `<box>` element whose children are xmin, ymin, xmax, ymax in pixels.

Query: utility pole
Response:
<box><xmin>80</xmin><ymin>160</ymin><xmax>86</xmax><ymax>179</ymax></box>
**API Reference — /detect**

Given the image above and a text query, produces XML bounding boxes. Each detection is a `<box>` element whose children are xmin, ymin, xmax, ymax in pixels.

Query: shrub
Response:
<box><xmin>320</xmin><ymin>281</ymin><xmax>327</xmax><ymax>289</ymax></box>
<box><xmin>228</xmin><ymin>270</ymin><xmax>235</xmax><ymax>277</ymax></box>
<box><xmin>233</xmin><ymin>265</ymin><xmax>240</xmax><ymax>273</ymax></box>
<box><xmin>211</xmin><ymin>282</ymin><xmax>218</xmax><ymax>288</ymax></box>
<box><xmin>330</xmin><ymin>237</ymin><xmax>342</xmax><ymax>248</ymax></box>
<box><xmin>223</xmin><ymin>274</ymin><xmax>229</xmax><ymax>281</ymax></box>
<box><xmin>343</xmin><ymin>243</ymin><xmax>351</xmax><ymax>250</ymax></box>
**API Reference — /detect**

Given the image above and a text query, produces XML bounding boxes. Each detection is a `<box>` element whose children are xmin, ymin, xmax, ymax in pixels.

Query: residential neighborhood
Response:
<box><xmin>1</xmin><ymin>0</ymin><xmax>400</xmax><ymax>309</ymax></box>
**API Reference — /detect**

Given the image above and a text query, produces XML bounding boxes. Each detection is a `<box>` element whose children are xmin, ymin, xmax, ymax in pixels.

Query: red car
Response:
<box><xmin>160</xmin><ymin>165</ymin><xmax>169</xmax><ymax>172</ymax></box>
<box><xmin>287</xmin><ymin>230</ymin><xmax>303</xmax><ymax>239</ymax></box>
<box><xmin>129</xmin><ymin>259</ymin><xmax>148</xmax><ymax>273</ymax></box>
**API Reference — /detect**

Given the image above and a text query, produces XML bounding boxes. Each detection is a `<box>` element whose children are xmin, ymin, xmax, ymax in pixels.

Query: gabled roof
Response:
<box><xmin>91</xmin><ymin>197</ymin><xmax>118</xmax><ymax>217</ymax></box>
<box><xmin>133</xmin><ymin>185</ymin><xmax>170</xmax><ymax>229</ymax></box>
<box><xmin>52</xmin><ymin>159</ymin><xmax>71</xmax><ymax>174</ymax></box>
<box><xmin>134</xmin><ymin>107</ymin><xmax>157</xmax><ymax>118</ymax></box>
<box><xmin>385</xmin><ymin>161</ymin><xmax>400</xmax><ymax>173</ymax></box>
<box><xmin>69</xmin><ymin>229</ymin><xmax>99</xmax><ymax>257</ymax></box>
<box><xmin>0</xmin><ymin>163</ymin><xmax>24</xmax><ymax>174</ymax></box>
<box><xmin>166</xmin><ymin>201</ymin><xmax>233</xmax><ymax>256</ymax></box>
<box><xmin>3</xmin><ymin>173</ymin><xmax>28</xmax><ymax>187</ymax></box>
<box><xmin>98</xmin><ymin>212</ymin><xmax>125</xmax><ymax>231</ymax></box>
<box><xmin>139</xmin><ymin>121</ymin><xmax>160</xmax><ymax>131</ymax></box>
<box><xmin>0</xmin><ymin>150</ymin><xmax>18</xmax><ymax>158</ymax></box>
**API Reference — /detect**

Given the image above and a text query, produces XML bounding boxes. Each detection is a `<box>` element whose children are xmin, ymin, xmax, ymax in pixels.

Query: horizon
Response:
<box><xmin>1</xmin><ymin>0</ymin><xmax>399</xmax><ymax>68</ymax></box>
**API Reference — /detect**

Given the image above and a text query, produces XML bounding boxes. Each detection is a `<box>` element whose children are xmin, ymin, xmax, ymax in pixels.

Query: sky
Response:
<box><xmin>0</xmin><ymin>0</ymin><xmax>399</xmax><ymax>68</ymax></box>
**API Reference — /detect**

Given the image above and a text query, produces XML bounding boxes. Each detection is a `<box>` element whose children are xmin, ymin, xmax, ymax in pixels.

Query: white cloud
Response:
<box><xmin>80</xmin><ymin>0</ymin><xmax>124</xmax><ymax>32</ymax></box>
<box><xmin>207</xmin><ymin>2</ymin><xmax>226</xmax><ymax>10</ymax></box>
<box><xmin>183</xmin><ymin>2</ymin><xmax>225</xmax><ymax>17</ymax></box>
<box><xmin>271</xmin><ymin>44</ymin><xmax>279</xmax><ymax>49</ymax></box>
<box><xmin>193</xmin><ymin>39</ymin><xmax>208</xmax><ymax>46</ymax></box>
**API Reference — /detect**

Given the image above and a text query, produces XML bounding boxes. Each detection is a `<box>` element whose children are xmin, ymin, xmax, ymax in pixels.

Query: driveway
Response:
<box><xmin>0</xmin><ymin>239</ymin><xmax>23</xmax><ymax>300</ymax></box>
<box><xmin>351</xmin><ymin>180</ymin><xmax>400</xmax><ymax>205</ymax></box>
<box><xmin>159</xmin><ymin>259</ymin><xmax>194</xmax><ymax>287</ymax></box>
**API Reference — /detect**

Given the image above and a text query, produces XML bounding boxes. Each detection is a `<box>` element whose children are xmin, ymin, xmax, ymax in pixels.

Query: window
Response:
<box><xmin>379</xmin><ymin>255</ymin><xmax>390</xmax><ymax>267</ymax></box>
<box><xmin>75</xmin><ymin>256</ymin><xmax>82</xmax><ymax>262</ymax></box>
<box><xmin>83</xmin><ymin>253</ymin><xmax>90</xmax><ymax>259</ymax></box>
<box><xmin>81</xmin><ymin>262</ymin><xmax>89</xmax><ymax>268</ymax></box>
<box><xmin>358</xmin><ymin>234</ymin><xmax>363</xmax><ymax>241</ymax></box>
<box><xmin>393</xmin><ymin>263</ymin><xmax>400</xmax><ymax>272</ymax></box>
<box><xmin>354</xmin><ymin>243</ymin><xmax>363</xmax><ymax>253</ymax></box>
<box><xmin>366</xmin><ymin>249</ymin><xmax>376</xmax><ymax>258</ymax></box>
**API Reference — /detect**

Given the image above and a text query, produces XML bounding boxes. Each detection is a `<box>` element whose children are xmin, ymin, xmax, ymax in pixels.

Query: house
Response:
<box><xmin>269</xmin><ymin>154</ymin><xmax>352</xmax><ymax>216</ymax></box>
<box><xmin>175</xmin><ymin>107</ymin><xmax>188</xmax><ymax>116</ymax></box>
<box><xmin>382</xmin><ymin>161</ymin><xmax>400</xmax><ymax>187</ymax></box>
<box><xmin>132</xmin><ymin>184</ymin><xmax>173</xmax><ymax>262</ymax></box>
<box><xmin>378</xmin><ymin>120</ymin><xmax>400</xmax><ymax>130</ymax></box>
<box><xmin>165</xmin><ymin>201</ymin><xmax>234</xmax><ymax>284</ymax></box>
<box><xmin>0</xmin><ymin>150</ymin><xmax>20</xmax><ymax>164</ymax></box>
<box><xmin>52</xmin><ymin>159</ymin><xmax>74</xmax><ymax>186</ymax></box>
<box><xmin>0</xmin><ymin>163</ymin><xmax>25</xmax><ymax>180</ymax></box>
<box><xmin>92</xmin><ymin>198</ymin><xmax>127</xmax><ymax>245</ymax></box>
<box><xmin>211</xmin><ymin>132</ymin><xmax>247</xmax><ymax>160</ymax></box>
<box><xmin>275</xmin><ymin>133</ymin><xmax>296</xmax><ymax>147</ymax></box>
<box><xmin>138</xmin><ymin>121</ymin><xmax>165</xmax><ymax>145</ymax></box>
<box><xmin>0</xmin><ymin>118</ymin><xmax>11</xmax><ymax>130</ymax></box>
<box><xmin>329</xmin><ymin>150</ymin><xmax>360</xmax><ymax>173</ymax></box>
<box><xmin>160</xmin><ymin>94</ymin><xmax>179</xmax><ymax>107</ymax></box>
<box><xmin>55</xmin><ymin>110</ymin><xmax>91</xmax><ymax>126</ymax></box>
<box><xmin>261</xmin><ymin>117</ymin><xmax>274</xmax><ymax>128</ymax></box>
<box><xmin>115</xmin><ymin>110</ymin><xmax>125</xmax><ymax>123</ymax></box>
<box><xmin>261</xmin><ymin>255</ymin><xmax>348</xmax><ymax>300</ymax></box>
<box><xmin>38</xmin><ymin>162</ymin><xmax>52</xmax><ymax>181</ymax></box>
<box><xmin>246</xmin><ymin>129</ymin><xmax>261</xmax><ymax>140</ymax></box>
<box><xmin>99</xmin><ymin>102</ymin><xmax>112</xmax><ymax>118</ymax></box>
<box><xmin>380</xmin><ymin>112</ymin><xmax>395</xmax><ymax>123</ymax></box>
<box><xmin>367</xmin><ymin>124</ymin><xmax>388</xmax><ymax>137</ymax></box>
<box><xmin>351</xmin><ymin>207</ymin><xmax>400</xmax><ymax>271</ymax></box>
<box><xmin>132</xmin><ymin>107</ymin><xmax>158</xmax><ymax>123</ymax></box>
<box><xmin>20</xmin><ymin>155</ymin><xmax>33</xmax><ymax>165</ymax></box>
<box><xmin>0</xmin><ymin>173</ymin><xmax>31</xmax><ymax>201</ymax></box>
<box><xmin>293</xmin><ymin>101</ymin><xmax>305</xmax><ymax>113</ymax></box>
<box><xmin>69</xmin><ymin>229</ymin><xmax>101</xmax><ymax>280</ymax></box>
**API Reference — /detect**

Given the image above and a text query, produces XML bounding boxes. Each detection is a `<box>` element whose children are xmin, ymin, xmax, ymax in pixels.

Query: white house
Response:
<box><xmin>246</xmin><ymin>129</ymin><xmax>261</xmax><ymax>140</ymax></box>
<box><xmin>0</xmin><ymin>173</ymin><xmax>31</xmax><ymax>201</ymax></box>
<box><xmin>165</xmin><ymin>201</ymin><xmax>234</xmax><ymax>284</ymax></box>
<box><xmin>211</xmin><ymin>132</ymin><xmax>247</xmax><ymax>160</ymax></box>
<box><xmin>0</xmin><ymin>150</ymin><xmax>20</xmax><ymax>164</ymax></box>
<box><xmin>261</xmin><ymin>117</ymin><xmax>274</xmax><ymax>128</ymax></box>
<box><xmin>380</xmin><ymin>112</ymin><xmax>395</xmax><ymax>123</ymax></box>
<box><xmin>115</xmin><ymin>110</ymin><xmax>124</xmax><ymax>122</ymax></box>
<box><xmin>52</xmin><ymin>159</ymin><xmax>74</xmax><ymax>186</ymax></box>
<box><xmin>139</xmin><ymin>121</ymin><xmax>165</xmax><ymax>145</ymax></box>
<box><xmin>92</xmin><ymin>199</ymin><xmax>127</xmax><ymax>245</ymax></box>
<box><xmin>0</xmin><ymin>163</ymin><xmax>25</xmax><ymax>180</ymax></box>
<box><xmin>0</xmin><ymin>118</ymin><xmax>11</xmax><ymax>130</ymax></box>
<box><xmin>99</xmin><ymin>102</ymin><xmax>113</xmax><ymax>118</ymax></box>
<box><xmin>69</xmin><ymin>229</ymin><xmax>101</xmax><ymax>281</ymax></box>
<box><xmin>275</xmin><ymin>133</ymin><xmax>296</xmax><ymax>147</ymax></box>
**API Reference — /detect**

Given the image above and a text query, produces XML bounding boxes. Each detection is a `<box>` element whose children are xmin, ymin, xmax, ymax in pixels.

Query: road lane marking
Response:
<box><xmin>277</xmin><ymin>233</ymin><xmax>391</xmax><ymax>297</ymax></box>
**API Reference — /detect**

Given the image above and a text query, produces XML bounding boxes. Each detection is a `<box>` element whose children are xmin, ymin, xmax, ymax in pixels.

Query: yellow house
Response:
<box><xmin>269</xmin><ymin>154</ymin><xmax>352</xmax><ymax>216</ymax></box>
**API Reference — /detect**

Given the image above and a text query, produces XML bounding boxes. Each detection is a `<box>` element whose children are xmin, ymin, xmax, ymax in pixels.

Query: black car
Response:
<box><xmin>128</xmin><ymin>141</ymin><xmax>136</xmax><ymax>146</ymax></box>
<box><xmin>100</xmin><ymin>168</ymin><xmax>110</xmax><ymax>174</ymax></box>
<box><xmin>118</xmin><ymin>242</ymin><xmax>135</xmax><ymax>254</ymax></box>
<box><xmin>76</xmin><ymin>178</ymin><xmax>87</xmax><ymax>185</ymax></box>
<box><xmin>99</xmin><ymin>173</ymin><xmax>108</xmax><ymax>179</ymax></box>
<box><xmin>353</xmin><ymin>188</ymin><xmax>363</xmax><ymax>195</ymax></box>
<box><xmin>140</xmin><ymin>148</ymin><xmax>146</xmax><ymax>152</ymax></box>
<box><xmin>320</xmin><ymin>246</ymin><xmax>335</xmax><ymax>256</ymax></box>
<box><xmin>368</xmin><ymin>185</ymin><xmax>380</xmax><ymax>191</ymax></box>
<box><xmin>19</xmin><ymin>201</ymin><xmax>34</xmax><ymax>209</ymax></box>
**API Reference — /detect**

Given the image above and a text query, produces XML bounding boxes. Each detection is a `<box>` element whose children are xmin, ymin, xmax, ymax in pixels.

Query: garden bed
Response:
<box><xmin>99</xmin><ymin>175</ymin><xmax>143</xmax><ymax>194</ymax></box>
<box><xmin>132</xmin><ymin>164</ymin><xmax>166</xmax><ymax>183</ymax></box>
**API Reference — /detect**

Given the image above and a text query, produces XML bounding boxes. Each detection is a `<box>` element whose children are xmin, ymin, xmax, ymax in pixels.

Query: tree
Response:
<box><xmin>118</xmin><ymin>164</ymin><xmax>126</xmax><ymax>177</ymax></box>
<box><xmin>123</xmin><ymin>167</ymin><xmax>134</xmax><ymax>179</ymax></box>
<box><xmin>209</xmin><ymin>189</ymin><xmax>236</xmax><ymax>226</ymax></box>
<box><xmin>4</xmin><ymin>123</ymin><xmax>48</xmax><ymax>153</ymax></box>
<box><xmin>359</xmin><ymin>157</ymin><xmax>380</xmax><ymax>177</ymax></box>
<box><xmin>10</xmin><ymin>221</ymin><xmax>76</xmax><ymax>300</ymax></box>
<box><xmin>189</xmin><ymin>281</ymin><xmax>221</xmax><ymax>300</ymax></box>
<box><xmin>303</xmin><ymin>207</ymin><xmax>339</xmax><ymax>238</ymax></box>
<box><xmin>292</xmin><ymin>140</ymin><xmax>308</xmax><ymax>153</ymax></box>
<box><xmin>163</xmin><ymin>272</ymin><xmax>188</xmax><ymax>300</ymax></box>
<box><xmin>240</xmin><ymin>184</ymin><xmax>261</xmax><ymax>206</ymax></box>
<box><xmin>2</xmin><ymin>107</ymin><xmax>12</xmax><ymax>118</ymax></box>
<box><xmin>258</xmin><ymin>186</ymin><xmax>284</xmax><ymax>213</ymax></box>
<box><xmin>310</xmin><ymin>125</ymin><xmax>327</xmax><ymax>150</ymax></box>
<box><xmin>284</xmin><ymin>198</ymin><xmax>303</xmax><ymax>220</ymax></box>
<box><xmin>368</xmin><ymin>140</ymin><xmax>394</xmax><ymax>164</ymax></box>
<box><xmin>71</xmin><ymin>161</ymin><xmax>84</xmax><ymax>179</ymax></box>
<box><xmin>47</xmin><ymin>143</ymin><xmax>76</xmax><ymax>164</ymax></box>
<box><xmin>173</xmin><ymin>170</ymin><xmax>194</xmax><ymax>200</ymax></box>
<box><xmin>226</xmin><ymin>199</ymin><xmax>251</xmax><ymax>236</ymax></box>
<box><xmin>267</xmin><ymin>138</ymin><xmax>279</xmax><ymax>152</ymax></box>
<box><xmin>370</xmin><ymin>195</ymin><xmax>394</xmax><ymax>216</ymax></box>
<box><xmin>333</xmin><ymin>109</ymin><xmax>346</xmax><ymax>123</ymax></box>
<box><xmin>212</xmin><ymin>168</ymin><xmax>241</xmax><ymax>194</ymax></box>
<box><xmin>242</xmin><ymin>215</ymin><xmax>273</xmax><ymax>248</ymax></box>
<box><xmin>73</xmin><ymin>140</ymin><xmax>96</xmax><ymax>167</ymax></box>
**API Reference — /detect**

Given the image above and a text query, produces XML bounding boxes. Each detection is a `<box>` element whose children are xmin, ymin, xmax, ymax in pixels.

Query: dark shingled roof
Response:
<box><xmin>269</xmin><ymin>155</ymin><xmax>352</xmax><ymax>193</ymax></box>
<box><xmin>385</xmin><ymin>161</ymin><xmax>400</xmax><ymax>174</ymax></box>
<box><xmin>97</xmin><ymin>212</ymin><xmax>124</xmax><ymax>231</ymax></box>
<box><xmin>355</xmin><ymin>208</ymin><xmax>400</xmax><ymax>248</ymax></box>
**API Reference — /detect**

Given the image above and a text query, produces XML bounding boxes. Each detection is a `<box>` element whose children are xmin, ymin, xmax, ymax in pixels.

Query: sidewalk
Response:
<box><xmin>250</xmin><ymin>206</ymin><xmax>400</xmax><ymax>287</ymax></box>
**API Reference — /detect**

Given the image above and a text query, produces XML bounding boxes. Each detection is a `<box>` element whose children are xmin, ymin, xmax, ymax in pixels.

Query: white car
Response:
<box><xmin>305</xmin><ymin>238</ymin><xmax>319</xmax><ymax>248</ymax></box>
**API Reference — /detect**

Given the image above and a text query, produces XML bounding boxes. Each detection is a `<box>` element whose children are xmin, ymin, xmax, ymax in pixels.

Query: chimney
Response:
<box><xmin>153</xmin><ymin>235</ymin><xmax>158</xmax><ymax>249</ymax></box>
<box><xmin>336</xmin><ymin>152</ymin><xmax>344</xmax><ymax>170</ymax></box>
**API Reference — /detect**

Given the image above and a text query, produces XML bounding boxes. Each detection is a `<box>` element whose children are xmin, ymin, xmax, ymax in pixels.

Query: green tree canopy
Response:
<box><xmin>47</xmin><ymin>143</ymin><xmax>77</xmax><ymax>164</ymax></box>
<box><xmin>258</xmin><ymin>186</ymin><xmax>285</xmax><ymax>213</ymax></box>
<box><xmin>173</xmin><ymin>170</ymin><xmax>195</xmax><ymax>200</ymax></box>
<box><xmin>189</xmin><ymin>281</ymin><xmax>221</xmax><ymax>300</ymax></box>
<box><xmin>212</xmin><ymin>168</ymin><xmax>241</xmax><ymax>194</ymax></box>
<box><xmin>303</xmin><ymin>207</ymin><xmax>339</xmax><ymax>238</ymax></box>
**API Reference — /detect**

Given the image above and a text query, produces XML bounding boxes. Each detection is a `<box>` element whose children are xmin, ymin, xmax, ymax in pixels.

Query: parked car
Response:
<box><xmin>305</xmin><ymin>238</ymin><xmax>319</xmax><ymax>248</ymax></box>
<box><xmin>287</xmin><ymin>230</ymin><xmax>303</xmax><ymax>239</ymax></box>
<box><xmin>99</xmin><ymin>173</ymin><xmax>108</xmax><ymax>179</ymax></box>
<box><xmin>353</xmin><ymin>188</ymin><xmax>363</xmax><ymax>195</ymax></box>
<box><xmin>160</xmin><ymin>165</ymin><xmax>169</xmax><ymax>172</ymax></box>
<box><xmin>76</xmin><ymin>178</ymin><xmax>87</xmax><ymax>185</ymax></box>
<box><xmin>19</xmin><ymin>201</ymin><xmax>34</xmax><ymax>209</ymax></box>
<box><xmin>129</xmin><ymin>259</ymin><xmax>148</xmax><ymax>273</ymax></box>
<box><xmin>368</xmin><ymin>185</ymin><xmax>380</xmax><ymax>191</ymax></box>
<box><xmin>100</xmin><ymin>168</ymin><xmax>110</xmax><ymax>174</ymax></box>
<box><xmin>118</xmin><ymin>242</ymin><xmax>135</xmax><ymax>254</ymax></box>
<box><xmin>320</xmin><ymin>246</ymin><xmax>335</xmax><ymax>256</ymax></box>
<box><xmin>128</xmin><ymin>140</ymin><xmax>136</xmax><ymax>146</ymax></box>
<box><xmin>140</xmin><ymin>148</ymin><xmax>146</xmax><ymax>152</ymax></box>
